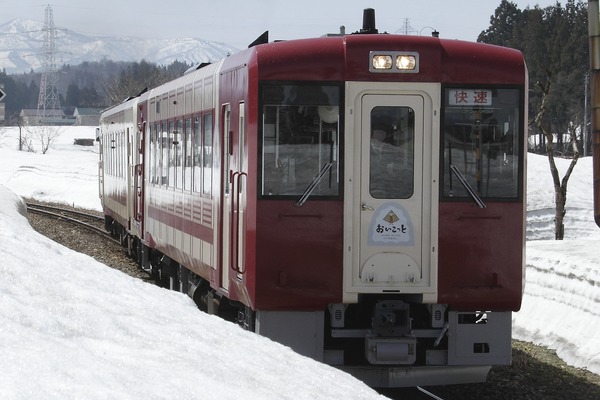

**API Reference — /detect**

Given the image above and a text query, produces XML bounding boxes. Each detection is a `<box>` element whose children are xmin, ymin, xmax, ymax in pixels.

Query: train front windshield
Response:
<box><xmin>260</xmin><ymin>84</ymin><xmax>341</xmax><ymax>198</ymax></box>
<box><xmin>442</xmin><ymin>88</ymin><xmax>522</xmax><ymax>200</ymax></box>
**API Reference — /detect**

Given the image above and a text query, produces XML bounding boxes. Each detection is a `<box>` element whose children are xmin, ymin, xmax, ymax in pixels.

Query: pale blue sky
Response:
<box><xmin>1</xmin><ymin>1</ymin><xmax>566</xmax><ymax>49</ymax></box>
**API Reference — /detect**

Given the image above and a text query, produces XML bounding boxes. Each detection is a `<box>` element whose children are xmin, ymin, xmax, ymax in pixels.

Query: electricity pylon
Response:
<box><xmin>37</xmin><ymin>4</ymin><xmax>61</xmax><ymax>122</ymax></box>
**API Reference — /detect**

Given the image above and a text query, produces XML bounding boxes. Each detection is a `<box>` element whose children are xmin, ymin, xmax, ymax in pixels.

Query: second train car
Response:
<box><xmin>98</xmin><ymin>10</ymin><xmax>527</xmax><ymax>387</ymax></box>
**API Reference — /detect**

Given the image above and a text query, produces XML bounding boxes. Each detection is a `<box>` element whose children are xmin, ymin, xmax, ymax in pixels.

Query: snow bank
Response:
<box><xmin>0</xmin><ymin>183</ymin><xmax>385</xmax><ymax>399</ymax></box>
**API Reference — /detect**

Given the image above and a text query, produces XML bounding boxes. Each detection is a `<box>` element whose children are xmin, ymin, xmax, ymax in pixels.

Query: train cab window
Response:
<box><xmin>442</xmin><ymin>88</ymin><xmax>522</xmax><ymax>199</ymax></box>
<box><xmin>370</xmin><ymin>106</ymin><xmax>415</xmax><ymax>199</ymax></box>
<box><xmin>260</xmin><ymin>84</ymin><xmax>341</xmax><ymax>197</ymax></box>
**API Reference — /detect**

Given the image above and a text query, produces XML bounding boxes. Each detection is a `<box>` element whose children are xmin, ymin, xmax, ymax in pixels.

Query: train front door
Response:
<box><xmin>357</xmin><ymin>94</ymin><xmax>429</xmax><ymax>290</ymax></box>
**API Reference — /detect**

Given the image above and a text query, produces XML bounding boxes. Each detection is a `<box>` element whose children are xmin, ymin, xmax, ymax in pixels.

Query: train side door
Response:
<box><xmin>220</xmin><ymin>104</ymin><xmax>232</xmax><ymax>292</ymax></box>
<box><xmin>357</xmin><ymin>94</ymin><xmax>429</xmax><ymax>289</ymax></box>
<box><xmin>133</xmin><ymin>114</ymin><xmax>145</xmax><ymax>238</ymax></box>
<box><xmin>220</xmin><ymin>102</ymin><xmax>247</xmax><ymax>291</ymax></box>
<box><xmin>233</xmin><ymin>102</ymin><xmax>246</xmax><ymax>277</ymax></box>
<box><xmin>98</xmin><ymin>127</ymin><xmax>104</xmax><ymax>202</ymax></box>
<box><xmin>127</xmin><ymin>127</ymin><xmax>134</xmax><ymax>231</ymax></box>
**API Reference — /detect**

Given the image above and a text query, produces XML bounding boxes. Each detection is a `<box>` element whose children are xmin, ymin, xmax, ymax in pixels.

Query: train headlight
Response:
<box><xmin>369</xmin><ymin>51</ymin><xmax>419</xmax><ymax>73</ymax></box>
<box><xmin>372</xmin><ymin>55</ymin><xmax>393</xmax><ymax>70</ymax></box>
<box><xmin>396</xmin><ymin>54</ymin><xmax>417</xmax><ymax>70</ymax></box>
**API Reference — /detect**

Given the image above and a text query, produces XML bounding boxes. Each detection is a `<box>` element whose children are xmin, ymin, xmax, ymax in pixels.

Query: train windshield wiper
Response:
<box><xmin>296</xmin><ymin>163</ymin><xmax>332</xmax><ymax>207</ymax></box>
<box><xmin>449</xmin><ymin>164</ymin><xmax>486</xmax><ymax>208</ymax></box>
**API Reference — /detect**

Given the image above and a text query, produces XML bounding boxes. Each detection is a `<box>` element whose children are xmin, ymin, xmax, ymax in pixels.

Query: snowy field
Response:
<box><xmin>514</xmin><ymin>147</ymin><xmax>600</xmax><ymax>374</ymax></box>
<box><xmin>0</xmin><ymin>126</ymin><xmax>599</xmax><ymax>398</ymax></box>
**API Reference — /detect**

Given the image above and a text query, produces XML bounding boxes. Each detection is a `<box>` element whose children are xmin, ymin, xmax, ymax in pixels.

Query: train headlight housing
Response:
<box><xmin>370</xmin><ymin>51</ymin><xmax>419</xmax><ymax>73</ymax></box>
<box><xmin>372</xmin><ymin>55</ymin><xmax>393</xmax><ymax>70</ymax></box>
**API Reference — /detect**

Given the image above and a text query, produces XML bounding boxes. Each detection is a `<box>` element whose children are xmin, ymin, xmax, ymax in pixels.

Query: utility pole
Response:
<box><xmin>585</xmin><ymin>73</ymin><xmax>589</xmax><ymax>157</ymax></box>
<box><xmin>589</xmin><ymin>0</ymin><xmax>600</xmax><ymax>228</ymax></box>
<box><xmin>37</xmin><ymin>4</ymin><xmax>61</xmax><ymax>123</ymax></box>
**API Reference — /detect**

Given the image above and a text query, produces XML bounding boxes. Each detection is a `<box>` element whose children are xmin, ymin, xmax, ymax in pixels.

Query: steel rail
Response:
<box><xmin>26</xmin><ymin>203</ymin><xmax>118</xmax><ymax>244</ymax></box>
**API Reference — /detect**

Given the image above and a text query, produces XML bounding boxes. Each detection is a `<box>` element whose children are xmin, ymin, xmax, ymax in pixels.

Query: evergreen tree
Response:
<box><xmin>478</xmin><ymin>0</ymin><xmax>522</xmax><ymax>47</ymax></box>
<box><xmin>480</xmin><ymin>0</ymin><xmax>588</xmax><ymax>152</ymax></box>
<box><xmin>479</xmin><ymin>0</ymin><xmax>588</xmax><ymax>240</ymax></box>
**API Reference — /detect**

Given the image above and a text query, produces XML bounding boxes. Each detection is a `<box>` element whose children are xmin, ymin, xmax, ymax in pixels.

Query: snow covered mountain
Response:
<box><xmin>0</xmin><ymin>19</ymin><xmax>240</xmax><ymax>74</ymax></box>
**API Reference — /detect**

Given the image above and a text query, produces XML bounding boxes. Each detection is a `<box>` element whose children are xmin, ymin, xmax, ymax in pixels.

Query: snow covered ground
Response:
<box><xmin>0</xmin><ymin>126</ymin><xmax>599</xmax><ymax>398</ymax></box>
<box><xmin>515</xmin><ymin>150</ymin><xmax>600</xmax><ymax>374</ymax></box>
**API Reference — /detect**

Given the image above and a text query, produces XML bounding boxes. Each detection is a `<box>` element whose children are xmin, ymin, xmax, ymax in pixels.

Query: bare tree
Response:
<box><xmin>103</xmin><ymin>73</ymin><xmax>148</xmax><ymax>106</ymax></box>
<box><xmin>534</xmin><ymin>79</ymin><xmax>580</xmax><ymax>240</ymax></box>
<box><xmin>23</xmin><ymin>125</ymin><xmax>63</xmax><ymax>154</ymax></box>
<box><xmin>16</xmin><ymin>115</ymin><xmax>24</xmax><ymax>151</ymax></box>
<box><xmin>103</xmin><ymin>61</ymin><xmax>162</xmax><ymax>105</ymax></box>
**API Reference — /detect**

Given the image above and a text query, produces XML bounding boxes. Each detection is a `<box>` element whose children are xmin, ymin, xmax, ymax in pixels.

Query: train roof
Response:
<box><xmin>102</xmin><ymin>33</ymin><xmax>526</xmax><ymax>117</ymax></box>
<box><xmin>99</xmin><ymin>95</ymin><xmax>139</xmax><ymax>121</ymax></box>
<box><xmin>236</xmin><ymin>34</ymin><xmax>526</xmax><ymax>84</ymax></box>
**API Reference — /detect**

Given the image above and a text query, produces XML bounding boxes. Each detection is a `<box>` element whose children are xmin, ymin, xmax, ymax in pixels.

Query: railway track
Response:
<box><xmin>26</xmin><ymin>202</ymin><xmax>118</xmax><ymax>244</ymax></box>
<box><xmin>25</xmin><ymin>200</ymin><xmax>149</xmax><ymax>282</ymax></box>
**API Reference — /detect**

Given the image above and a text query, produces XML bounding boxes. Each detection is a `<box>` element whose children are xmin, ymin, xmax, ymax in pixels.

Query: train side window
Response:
<box><xmin>161</xmin><ymin>122</ymin><xmax>169</xmax><ymax>187</ymax></box>
<box><xmin>193</xmin><ymin>116</ymin><xmax>202</xmax><ymax>193</ymax></box>
<box><xmin>114</xmin><ymin>133</ymin><xmax>118</xmax><ymax>176</ymax></box>
<box><xmin>121</xmin><ymin>130</ymin><xmax>126</xmax><ymax>179</ymax></box>
<box><xmin>148</xmin><ymin>125</ymin><xmax>153</xmax><ymax>184</ymax></box>
<box><xmin>153</xmin><ymin>123</ymin><xmax>161</xmax><ymax>185</ymax></box>
<box><xmin>442</xmin><ymin>88</ymin><xmax>521</xmax><ymax>199</ymax></box>
<box><xmin>121</xmin><ymin>130</ymin><xmax>125</xmax><ymax>177</ymax></box>
<box><xmin>116</xmin><ymin>132</ymin><xmax>119</xmax><ymax>176</ymax></box>
<box><xmin>174</xmin><ymin>119</ymin><xmax>183</xmax><ymax>189</ymax></box>
<box><xmin>168</xmin><ymin>121</ymin><xmax>176</xmax><ymax>188</ymax></box>
<box><xmin>184</xmin><ymin>118</ymin><xmax>193</xmax><ymax>192</ymax></box>
<box><xmin>260</xmin><ymin>84</ymin><xmax>341</xmax><ymax>197</ymax></box>
<box><xmin>116</xmin><ymin>131</ymin><xmax>120</xmax><ymax>178</ymax></box>
<box><xmin>120</xmin><ymin>130</ymin><xmax>123</xmax><ymax>178</ymax></box>
<box><xmin>151</xmin><ymin>124</ymin><xmax>159</xmax><ymax>184</ymax></box>
<box><xmin>115</xmin><ymin>131</ymin><xmax>119</xmax><ymax>178</ymax></box>
<box><xmin>203</xmin><ymin>113</ymin><xmax>213</xmax><ymax>196</ymax></box>
<box><xmin>107</xmin><ymin>133</ymin><xmax>112</xmax><ymax>175</ymax></box>
<box><xmin>109</xmin><ymin>134</ymin><xmax>112</xmax><ymax>175</ymax></box>
<box><xmin>119</xmin><ymin>131</ymin><xmax>122</xmax><ymax>177</ymax></box>
<box><xmin>115</xmin><ymin>132</ymin><xmax>118</xmax><ymax>176</ymax></box>
<box><xmin>110</xmin><ymin>133</ymin><xmax>114</xmax><ymax>175</ymax></box>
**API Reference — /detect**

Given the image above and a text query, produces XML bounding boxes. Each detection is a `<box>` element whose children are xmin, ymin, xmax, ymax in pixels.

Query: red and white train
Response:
<box><xmin>98</xmin><ymin>10</ymin><xmax>527</xmax><ymax>387</ymax></box>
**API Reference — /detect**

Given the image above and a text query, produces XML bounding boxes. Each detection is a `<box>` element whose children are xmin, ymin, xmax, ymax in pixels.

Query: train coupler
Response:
<box><xmin>365</xmin><ymin>335</ymin><xmax>417</xmax><ymax>364</ymax></box>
